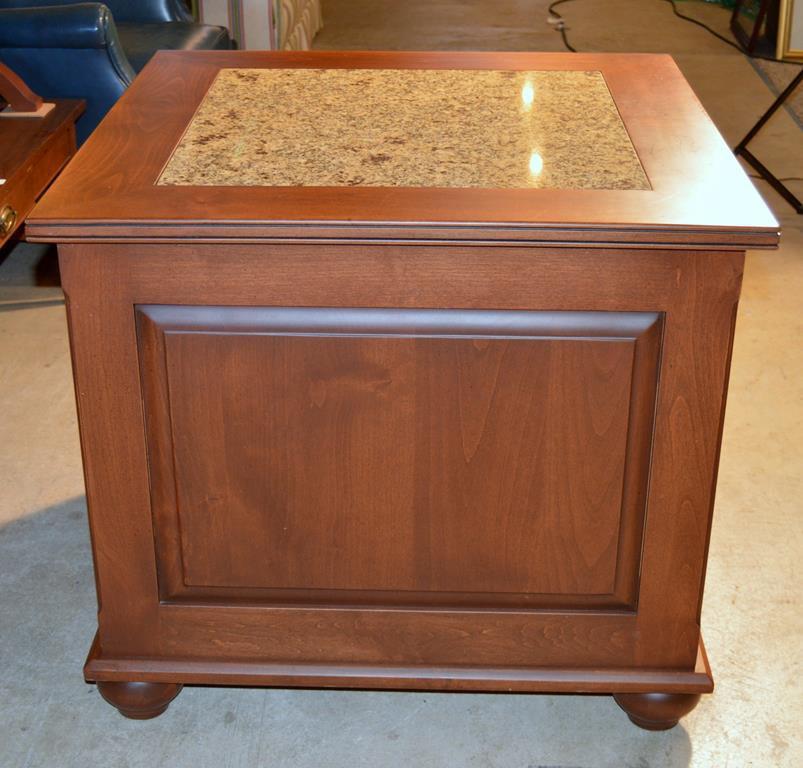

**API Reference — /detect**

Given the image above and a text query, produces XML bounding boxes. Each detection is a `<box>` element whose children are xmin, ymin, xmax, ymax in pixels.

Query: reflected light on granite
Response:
<box><xmin>158</xmin><ymin>68</ymin><xmax>650</xmax><ymax>190</ymax></box>
<box><xmin>521</xmin><ymin>80</ymin><xmax>535</xmax><ymax>110</ymax></box>
<box><xmin>529</xmin><ymin>151</ymin><xmax>544</xmax><ymax>176</ymax></box>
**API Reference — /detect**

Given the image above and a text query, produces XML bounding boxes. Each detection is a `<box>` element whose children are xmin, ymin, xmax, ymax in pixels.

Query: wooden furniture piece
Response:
<box><xmin>0</xmin><ymin>66</ymin><xmax>82</xmax><ymax>249</ymax></box>
<box><xmin>27</xmin><ymin>51</ymin><xmax>778</xmax><ymax>731</ymax></box>
<box><xmin>0</xmin><ymin>61</ymin><xmax>48</xmax><ymax>115</ymax></box>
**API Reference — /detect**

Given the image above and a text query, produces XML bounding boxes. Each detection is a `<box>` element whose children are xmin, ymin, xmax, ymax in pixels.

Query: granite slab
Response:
<box><xmin>157</xmin><ymin>68</ymin><xmax>650</xmax><ymax>190</ymax></box>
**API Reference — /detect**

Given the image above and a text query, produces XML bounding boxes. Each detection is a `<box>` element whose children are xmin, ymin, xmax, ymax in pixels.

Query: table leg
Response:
<box><xmin>96</xmin><ymin>681</ymin><xmax>183</xmax><ymax>720</ymax></box>
<box><xmin>614</xmin><ymin>692</ymin><xmax>702</xmax><ymax>731</ymax></box>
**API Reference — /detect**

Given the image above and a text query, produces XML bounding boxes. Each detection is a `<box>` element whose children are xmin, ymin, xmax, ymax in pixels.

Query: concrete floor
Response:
<box><xmin>1</xmin><ymin>1</ymin><xmax>801</xmax><ymax>766</ymax></box>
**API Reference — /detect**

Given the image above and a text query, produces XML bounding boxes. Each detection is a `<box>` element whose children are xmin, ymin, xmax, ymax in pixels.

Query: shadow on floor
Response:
<box><xmin>1</xmin><ymin>497</ymin><xmax>694</xmax><ymax>768</ymax></box>
<box><xmin>0</xmin><ymin>241</ymin><xmax>64</xmax><ymax>311</ymax></box>
<box><xmin>0</xmin><ymin>240</ymin><xmax>60</xmax><ymax>285</ymax></box>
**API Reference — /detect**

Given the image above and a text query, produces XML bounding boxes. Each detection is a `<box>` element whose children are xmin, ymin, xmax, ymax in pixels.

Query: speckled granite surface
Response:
<box><xmin>158</xmin><ymin>68</ymin><xmax>650</xmax><ymax>190</ymax></box>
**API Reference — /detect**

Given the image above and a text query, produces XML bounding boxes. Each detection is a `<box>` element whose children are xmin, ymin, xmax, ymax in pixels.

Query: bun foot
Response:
<box><xmin>97</xmin><ymin>681</ymin><xmax>183</xmax><ymax>719</ymax></box>
<box><xmin>614</xmin><ymin>692</ymin><xmax>701</xmax><ymax>731</ymax></box>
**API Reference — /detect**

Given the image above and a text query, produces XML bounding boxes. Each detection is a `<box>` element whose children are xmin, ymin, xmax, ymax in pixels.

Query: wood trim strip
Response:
<box><xmin>83</xmin><ymin>633</ymin><xmax>714</xmax><ymax>693</ymax></box>
<box><xmin>25</xmin><ymin>222</ymin><xmax>780</xmax><ymax>248</ymax></box>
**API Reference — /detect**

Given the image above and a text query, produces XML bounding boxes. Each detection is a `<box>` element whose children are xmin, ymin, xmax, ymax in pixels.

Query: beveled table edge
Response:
<box><xmin>24</xmin><ymin>220</ymin><xmax>780</xmax><ymax>249</ymax></box>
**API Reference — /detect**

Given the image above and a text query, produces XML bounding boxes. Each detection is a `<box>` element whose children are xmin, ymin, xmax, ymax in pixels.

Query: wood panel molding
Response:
<box><xmin>136</xmin><ymin>305</ymin><xmax>662</xmax><ymax>612</ymax></box>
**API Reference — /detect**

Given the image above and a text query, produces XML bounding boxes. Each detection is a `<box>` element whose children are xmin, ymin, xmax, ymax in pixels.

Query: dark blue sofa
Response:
<box><xmin>0</xmin><ymin>1</ymin><xmax>232</xmax><ymax>144</ymax></box>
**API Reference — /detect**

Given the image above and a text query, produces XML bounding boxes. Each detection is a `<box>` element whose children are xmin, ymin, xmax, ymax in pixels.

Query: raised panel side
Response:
<box><xmin>136</xmin><ymin>306</ymin><xmax>662</xmax><ymax>612</ymax></box>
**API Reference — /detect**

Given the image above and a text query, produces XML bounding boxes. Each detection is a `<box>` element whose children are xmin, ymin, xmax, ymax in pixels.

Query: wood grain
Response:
<box><xmin>0</xmin><ymin>99</ymin><xmax>82</xmax><ymax>247</ymax></box>
<box><xmin>136</xmin><ymin>306</ymin><xmax>661</xmax><ymax>610</ymax></box>
<box><xmin>59</xmin><ymin>242</ymin><xmax>742</xmax><ymax>676</ymax></box>
<box><xmin>0</xmin><ymin>62</ymin><xmax>43</xmax><ymax>112</ymax></box>
<box><xmin>84</xmin><ymin>632</ymin><xmax>715</xmax><ymax>695</ymax></box>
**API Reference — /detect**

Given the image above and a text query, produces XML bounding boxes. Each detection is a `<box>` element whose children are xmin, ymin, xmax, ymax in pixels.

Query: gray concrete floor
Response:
<box><xmin>1</xmin><ymin>1</ymin><xmax>802</xmax><ymax>766</ymax></box>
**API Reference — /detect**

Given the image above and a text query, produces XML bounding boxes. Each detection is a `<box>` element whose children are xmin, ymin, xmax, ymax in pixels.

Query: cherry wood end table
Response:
<box><xmin>27</xmin><ymin>51</ymin><xmax>778</xmax><ymax>730</ymax></box>
<box><xmin>0</xmin><ymin>99</ymin><xmax>83</xmax><ymax>249</ymax></box>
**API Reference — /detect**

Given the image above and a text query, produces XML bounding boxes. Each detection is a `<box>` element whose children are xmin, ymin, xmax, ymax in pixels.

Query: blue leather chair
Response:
<box><xmin>0</xmin><ymin>1</ymin><xmax>232</xmax><ymax>144</ymax></box>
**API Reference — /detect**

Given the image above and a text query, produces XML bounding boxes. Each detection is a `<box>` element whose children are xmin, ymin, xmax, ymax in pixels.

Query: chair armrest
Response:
<box><xmin>0</xmin><ymin>1</ymin><xmax>193</xmax><ymax>23</ymax></box>
<box><xmin>101</xmin><ymin>0</ymin><xmax>193</xmax><ymax>23</ymax></box>
<box><xmin>0</xmin><ymin>3</ymin><xmax>135</xmax><ymax>144</ymax></box>
<box><xmin>0</xmin><ymin>3</ymin><xmax>124</xmax><ymax>56</ymax></box>
<box><xmin>0</xmin><ymin>3</ymin><xmax>134</xmax><ymax>83</ymax></box>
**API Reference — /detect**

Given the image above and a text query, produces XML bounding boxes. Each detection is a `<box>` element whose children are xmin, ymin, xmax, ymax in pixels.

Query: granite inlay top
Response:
<box><xmin>157</xmin><ymin>68</ymin><xmax>650</xmax><ymax>190</ymax></box>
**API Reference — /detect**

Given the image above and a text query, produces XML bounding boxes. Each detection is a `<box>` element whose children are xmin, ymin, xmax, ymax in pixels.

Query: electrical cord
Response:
<box><xmin>749</xmin><ymin>175</ymin><xmax>803</xmax><ymax>181</ymax></box>
<box><xmin>547</xmin><ymin>0</ymin><xmax>577</xmax><ymax>52</ymax></box>
<box><xmin>548</xmin><ymin>0</ymin><xmax>803</xmax><ymax>67</ymax></box>
<box><xmin>661</xmin><ymin>0</ymin><xmax>794</xmax><ymax>63</ymax></box>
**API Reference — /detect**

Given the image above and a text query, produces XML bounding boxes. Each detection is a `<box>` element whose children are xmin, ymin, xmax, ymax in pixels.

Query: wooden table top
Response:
<box><xmin>26</xmin><ymin>51</ymin><xmax>778</xmax><ymax>248</ymax></box>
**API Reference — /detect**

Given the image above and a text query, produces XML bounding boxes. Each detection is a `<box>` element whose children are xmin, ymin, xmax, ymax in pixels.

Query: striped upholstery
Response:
<box><xmin>277</xmin><ymin>0</ymin><xmax>322</xmax><ymax>49</ymax></box>
<box><xmin>198</xmin><ymin>0</ymin><xmax>321</xmax><ymax>50</ymax></box>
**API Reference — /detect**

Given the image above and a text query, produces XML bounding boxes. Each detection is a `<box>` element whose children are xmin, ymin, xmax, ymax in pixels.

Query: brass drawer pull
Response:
<box><xmin>0</xmin><ymin>205</ymin><xmax>18</xmax><ymax>236</ymax></box>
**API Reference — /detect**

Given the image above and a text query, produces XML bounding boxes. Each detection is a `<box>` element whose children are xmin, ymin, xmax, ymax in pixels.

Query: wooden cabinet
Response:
<box><xmin>27</xmin><ymin>51</ymin><xmax>778</xmax><ymax>730</ymax></box>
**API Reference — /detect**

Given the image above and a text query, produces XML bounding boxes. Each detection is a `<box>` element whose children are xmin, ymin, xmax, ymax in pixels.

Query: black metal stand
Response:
<box><xmin>734</xmin><ymin>67</ymin><xmax>803</xmax><ymax>214</ymax></box>
<box><xmin>730</xmin><ymin>0</ymin><xmax>774</xmax><ymax>56</ymax></box>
